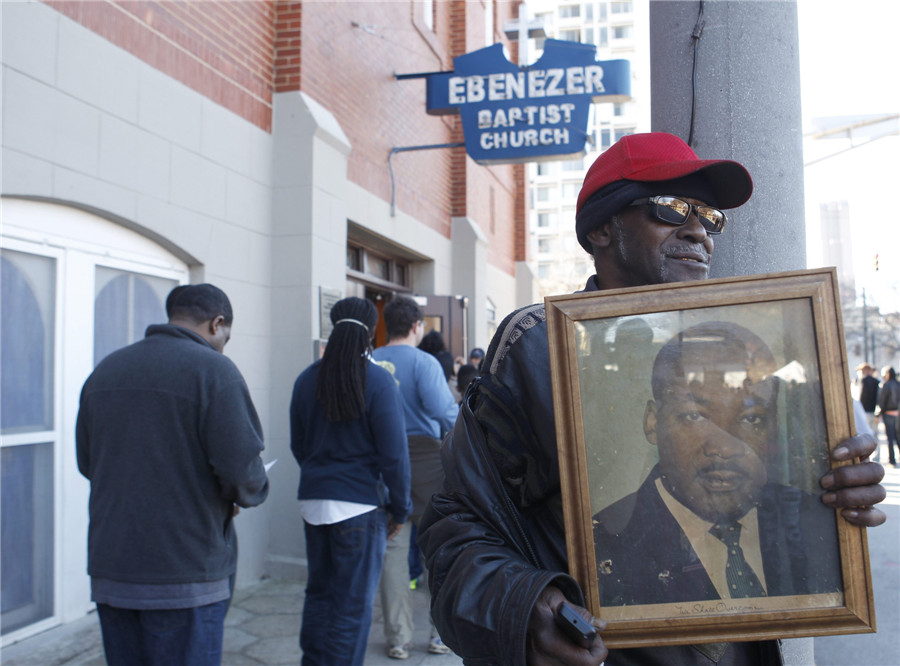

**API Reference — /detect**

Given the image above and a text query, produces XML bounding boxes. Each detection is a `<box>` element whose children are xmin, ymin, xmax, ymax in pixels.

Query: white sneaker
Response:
<box><xmin>387</xmin><ymin>642</ymin><xmax>411</xmax><ymax>659</ymax></box>
<box><xmin>428</xmin><ymin>635</ymin><xmax>451</xmax><ymax>654</ymax></box>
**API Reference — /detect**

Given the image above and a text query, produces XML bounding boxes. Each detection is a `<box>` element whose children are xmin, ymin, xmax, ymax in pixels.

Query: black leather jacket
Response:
<box><xmin>418</xmin><ymin>285</ymin><xmax>784</xmax><ymax>666</ymax></box>
<box><xmin>878</xmin><ymin>378</ymin><xmax>900</xmax><ymax>413</ymax></box>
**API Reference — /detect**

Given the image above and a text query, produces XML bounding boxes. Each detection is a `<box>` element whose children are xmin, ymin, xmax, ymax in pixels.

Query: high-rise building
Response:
<box><xmin>819</xmin><ymin>200</ymin><xmax>857</xmax><ymax>303</ymax></box>
<box><xmin>818</xmin><ymin>200</ymin><xmax>900</xmax><ymax>374</ymax></box>
<box><xmin>526</xmin><ymin>0</ymin><xmax>650</xmax><ymax>296</ymax></box>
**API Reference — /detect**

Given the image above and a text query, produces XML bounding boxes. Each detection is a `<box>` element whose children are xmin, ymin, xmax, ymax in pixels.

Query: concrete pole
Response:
<box><xmin>651</xmin><ymin>8</ymin><xmax>816</xmax><ymax>662</ymax></box>
<box><xmin>649</xmin><ymin>1</ymin><xmax>806</xmax><ymax>279</ymax></box>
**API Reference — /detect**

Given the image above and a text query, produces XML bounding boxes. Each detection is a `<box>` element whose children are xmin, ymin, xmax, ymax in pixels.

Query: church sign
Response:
<box><xmin>425</xmin><ymin>39</ymin><xmax>630</xmax><ymax>164</ymax></box>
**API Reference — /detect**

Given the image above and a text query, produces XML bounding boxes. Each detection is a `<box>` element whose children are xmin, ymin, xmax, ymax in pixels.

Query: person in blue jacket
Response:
<box><xmin>290</xmin><ymin>297</ymin><xmax>411</xmax><ymax>666</ymax></box>
<box><xmin>373</xmin><ymin>295</ymin><xmax>458</xmax><ymax>658</ymax></box>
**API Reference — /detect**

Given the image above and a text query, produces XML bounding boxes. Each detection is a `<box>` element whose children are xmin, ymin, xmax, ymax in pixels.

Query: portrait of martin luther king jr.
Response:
<box><xmin>593</xmin><ymin>321</ymin><xmax>842</xmax><ymax>607</ymax></box>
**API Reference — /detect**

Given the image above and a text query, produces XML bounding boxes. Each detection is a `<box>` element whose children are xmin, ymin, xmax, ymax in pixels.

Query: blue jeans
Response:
<box><xmin>97</xmin><ymin>599</ymin><xmax>229</xmax><ymax>666</ymax></box>
<box><xmin>301</xmin><ymin>508</ymin><xmax>387</xmax><ymax>666</ymax></box>
<box><xmin>883</xmin><ymin>414</ymin><xmax>898</xmax><ymax>464</ymax></box>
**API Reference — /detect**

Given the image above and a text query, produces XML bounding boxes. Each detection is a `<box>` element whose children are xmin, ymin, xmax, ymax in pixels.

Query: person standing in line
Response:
<box><xmin>290</xmin><ymin>297</ymin><xmax>411</xmax><ymax>666</ymax></box>
<box><xmin>857</xmin><ymin>363</ymin><xmax>880</xmax><ymax>462</ymax></box>
<box><xmin>455</xmin><ymin>364</ymin><xmax>479</xmax><ymax>401</ymax></box>
<box><xmin>418</xmin><ymin>329</ymin><xmax>448</xmax><ymax>357</ymax></box>
<box><xmin>878</xmin><ymin>366</ymin><xmax>900</xmax><ymax>467</ymax></box>
<box><xmin>418</xmin><ymin>132</ymin><xmax>886</xmax><ymax>666</ymax></box>
<box><xmin>76</xmin><ymin>283</ymin><xmax>270</xmax><ymax>666</ymax></box>
<box><xmin>415</xmin><ymin>329</ymin><xmax>456</xmax><ymax>580</ymax></box>
<box><xmin>419</xmin><ymin>329</ymin><xmax>460</xmax><ymax>403</ymax></box>
<box><xmin>455</xmin><ymin>347</ymin><xmax>485</xmax><ymax>373</ymax></box>
<box><xmin>373</xmin><ymin>295</ymin><xmax>458</xmax><ymax>659</ymax></box>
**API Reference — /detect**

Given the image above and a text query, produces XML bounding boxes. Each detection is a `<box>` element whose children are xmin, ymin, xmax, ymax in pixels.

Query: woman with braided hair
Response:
<box><xmin>290</xmin><ymin>297</ymin><xmax>411</xmax><ymax>665</ymax></box>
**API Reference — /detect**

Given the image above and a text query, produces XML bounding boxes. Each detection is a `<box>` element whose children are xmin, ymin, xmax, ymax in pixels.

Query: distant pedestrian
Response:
<box><xmin>857</xmin><ymin>363</ymin><xmax>880</xmax><ymax>461</ymax></box>
<box><xmin>468</xmin><ymin>347</ymin><xmax>485</xmax><ymax>372</ymax></box>
<box><xmin>417</xmin><ymin>329</ymin><xmax>458</xmax><ymax>399</ymax></box>
<box><xmin>290</xmin><ymin>297</ymin><xmax>411</xmax><ymax>666</ymax></box>
<box><xmin>878</xmin><ymin>366</ymin><xmax>900</xmax><ymax>467</ymax></box>
<box><xmin>454</xmin><ymin>347</ymin><xmax>486</xmax><ymax>374</ymax></box>
<box><xmin>456</xmin><ymin>363</ymin><xmax>479</xmax><ymax>400</ymax></box>
<box><xmin>373</xmin><ymin>296</ymin><xmax>457</xmax><ymax>659</ymax></box>
<box><xmin>418</xmin><ymin>329</ymin><xmax>447</xmax><ymax>357</ymax></box>
<box><xmin>76</xmin><ymin>283</ymin><xmax>270</xmax><ymax>666</ymax></box>
<box><xmin>853</xmin><ymin>398</ymin><xmax>874</xmax><ymax>440</ymax></box>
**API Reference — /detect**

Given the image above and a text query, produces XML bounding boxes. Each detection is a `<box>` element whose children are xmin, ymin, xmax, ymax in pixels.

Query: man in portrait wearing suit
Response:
<box><xmin>594</xmin><ymin>321</ymin><xmax>842</xmax><ymax>606</ymax></box>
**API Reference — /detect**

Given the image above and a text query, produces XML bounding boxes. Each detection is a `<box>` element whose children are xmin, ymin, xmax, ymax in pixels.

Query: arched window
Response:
<box><xmin>93</xmin><ymin>269</ymin><xmax>174</xmax><ymax>367</ymax></box>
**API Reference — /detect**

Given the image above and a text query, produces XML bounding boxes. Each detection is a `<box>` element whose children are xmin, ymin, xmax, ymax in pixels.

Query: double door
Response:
<box><xmin>1</xmin><ymin>200</ymin><xmax>187</xmax><ymax>641</ymax></box>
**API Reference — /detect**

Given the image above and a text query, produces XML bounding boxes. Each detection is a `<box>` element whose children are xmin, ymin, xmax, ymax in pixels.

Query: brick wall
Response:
<box><xmin>297</xmin><ymin>1</ymin><xmax>460</xmax><ymax>238</ymax></box>
<box><xmin>441</xmin><ymin>0</ymin><xmax>525</xmax><ymax>273</ymax></box>
<box><xmin>43</xmin><ymin>0</ymin><xmax>276</xmax><ymax>131</ymax></box>
<box><xmin>273</xmin><ymin>1</ymin><xmax>301</xmax><ymax>91</ymax></box>
<box><xmin>514</xmin><ymin>163</ymin><xmax>529</xmax><ymax>263</ymax></box>
<box><xmin>43</xmin><ymin>0</ymin><xmax>527</xmax><ymax>275</ymax></box>
<box><xmin>462</xmin><ymin>1</ymin><xmax>524</xmax><ymax>273</ymax></box>
<box><xmin>448</xmin><ymin>1</ymin><xmax>469</xmax><ymax>221</ymax></box>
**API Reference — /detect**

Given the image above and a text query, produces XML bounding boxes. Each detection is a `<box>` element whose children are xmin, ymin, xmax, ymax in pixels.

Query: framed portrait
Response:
<box><xmin>546</xmin><ymin>268</ymin><xmax>875</xmax><ymax>648</ymax></box>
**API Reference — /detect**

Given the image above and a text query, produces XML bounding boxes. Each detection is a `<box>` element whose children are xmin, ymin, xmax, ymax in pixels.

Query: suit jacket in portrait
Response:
<box><xmin>593</xmin><ymin>466</ymin><xmax>842</xmax><ymax>606</ymax></box>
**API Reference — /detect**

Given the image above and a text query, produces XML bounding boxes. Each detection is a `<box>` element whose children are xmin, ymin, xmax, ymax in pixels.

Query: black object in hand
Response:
<box><xmin>554</xmin><ymin>601</ymin><xmax>597</xmax><ymax>648</ymax></box>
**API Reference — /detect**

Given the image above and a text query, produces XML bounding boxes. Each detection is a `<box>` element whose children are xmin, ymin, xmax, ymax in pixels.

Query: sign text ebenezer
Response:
<box><xmin>425</xmin><ymin>40</ymin><xmax>631</xmax><ymax>164</ymax></box>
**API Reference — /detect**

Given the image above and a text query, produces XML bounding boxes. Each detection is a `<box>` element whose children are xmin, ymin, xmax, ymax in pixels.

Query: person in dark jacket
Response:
<box><xmin>418</xmin><ymin>133</ymin><xmax>886</xmax><ymax>666</ymax></box>
<box><xmin>878</xmin><ymin>366</ymin><xmax>900</xmax><ymax>466</ymax></box>
<box><xmin>373</xmin><ymin>296</ymin><xmax>457</xmax><ymax>658</ymax></box>
<box><xmin>857</xmin><ymin>363</ymin><xmax>880</xmax><ymax>461</ymax></box>
<box><xmin>456</xmin><ymin>364</ymin><xmax>479</xmax><ymax>400</ymax></box>
<box><xmin>290</xmin><ymin>297</ymin><xmax>411</xmax><ymax>666</ymax></box>
<box><xmin>76</xmin><ymin>283</ymin><xmax>269</xmax><ymax>666</ymax></box>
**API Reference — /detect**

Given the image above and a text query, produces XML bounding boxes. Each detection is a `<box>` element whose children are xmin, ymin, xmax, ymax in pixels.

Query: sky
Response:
<box><xmin>797</xmin><ymin>0</ymin><xmax>900</xmax><ymax>309</ymax></box>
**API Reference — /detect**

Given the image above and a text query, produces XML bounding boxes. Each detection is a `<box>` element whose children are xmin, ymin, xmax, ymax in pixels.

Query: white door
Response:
<box><xmin>1</xmin><ymin>199</ymin><xmax>189</xmax><ymax>642</ymax></box>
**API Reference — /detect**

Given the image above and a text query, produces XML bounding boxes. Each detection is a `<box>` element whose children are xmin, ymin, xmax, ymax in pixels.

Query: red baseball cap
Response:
<box><xmin>575</xmin><ymin>133</ymin><xmax>753</xmax><ymax>215</ymax></box>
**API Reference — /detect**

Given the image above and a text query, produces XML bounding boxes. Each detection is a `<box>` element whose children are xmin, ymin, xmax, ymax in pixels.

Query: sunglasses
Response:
<box><xmin>629</xmin><ymin>196</ymin><xmax>728</xmax><ymax>235</ymax></box>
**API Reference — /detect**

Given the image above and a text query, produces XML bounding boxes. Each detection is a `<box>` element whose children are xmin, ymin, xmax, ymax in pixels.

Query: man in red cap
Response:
<box><xmin>418</xmin><ymin>133</ymin><xmax>886</xmax><ymax>666</ymax></box>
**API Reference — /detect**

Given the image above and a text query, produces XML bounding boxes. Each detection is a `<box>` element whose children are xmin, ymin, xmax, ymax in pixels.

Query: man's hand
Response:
<box><xmin>526</xmin><ymin>586</ymin><xmax>607</xmax><ymax>666</ymax></box>
<box><xmin>387</xmin><ymin>517</ymin><xmax>405</xmax><ymax>541</ymax></box>
<box><xmin>821</xmin><ymin>433</ymin><xmax>887</xmax><ymax>527</ymax></box>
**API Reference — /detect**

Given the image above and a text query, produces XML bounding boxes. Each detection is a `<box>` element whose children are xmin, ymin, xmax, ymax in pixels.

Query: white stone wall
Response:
<box><xmin>1</xmin><ymin>0</ymin><xmax>525</xmax><ymax>635</ymax></box>
<box><xmin>2</xmin><ymin>0</ymin><xmax>277</xmax><ymax>601</ymax></box>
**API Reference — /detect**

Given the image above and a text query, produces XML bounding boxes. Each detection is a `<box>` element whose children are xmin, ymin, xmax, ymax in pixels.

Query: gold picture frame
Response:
<box><xmin>546</xmin><ymin>268</ymin><xmax>875</xmax><ymax>648</ymax></box>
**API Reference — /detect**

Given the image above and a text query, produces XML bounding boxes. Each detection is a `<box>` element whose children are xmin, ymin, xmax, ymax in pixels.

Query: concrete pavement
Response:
<box><xmin>814</xmin><ymin>440</ymin><xmax>900</xmax><ymax>666</ymax></box>
<box><xmin>5</xmin><ymin>443</ymin><xmax>897</xmax><ymax>666</ymax></box>
<box><xmin>1</xmin><ymin>576</ymin><xmax>462</xmax><ymax>666</ymax></box>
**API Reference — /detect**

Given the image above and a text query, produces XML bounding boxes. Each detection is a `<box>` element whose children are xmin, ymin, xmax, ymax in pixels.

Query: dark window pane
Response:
<box><xmin>368</xmin><ymin>256</ymin><xmax>389</xmax><ymax>281</ymax></box>
<box><xmin>347</xmin><ymin>246</ymin><xmax>361</xmax><ymax>271</ymax></box>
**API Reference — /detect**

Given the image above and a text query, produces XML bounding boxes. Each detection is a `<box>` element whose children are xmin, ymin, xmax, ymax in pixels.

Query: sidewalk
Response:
<box><xmin>6</xmin><ymin>444</ymin><xmax>895</xmax><ymax>666</ymax></box>
<box><xmin>1</xmin><ymin>577</ymin><xmax>463</xmax><ymax>666</ymax></box>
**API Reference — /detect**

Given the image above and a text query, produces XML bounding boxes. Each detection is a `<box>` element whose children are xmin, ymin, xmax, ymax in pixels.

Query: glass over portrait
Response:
<box><xmin>546</xmin><ymin>269</ymin><xmax>875</xmax><ymax>647</ymax></box>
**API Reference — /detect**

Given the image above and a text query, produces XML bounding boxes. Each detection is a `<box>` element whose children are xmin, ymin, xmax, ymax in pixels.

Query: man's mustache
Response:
<box><xmin>664</xmin><ymin>243</ymin><xmax>710</xmax><ymax>263</ymax></box>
